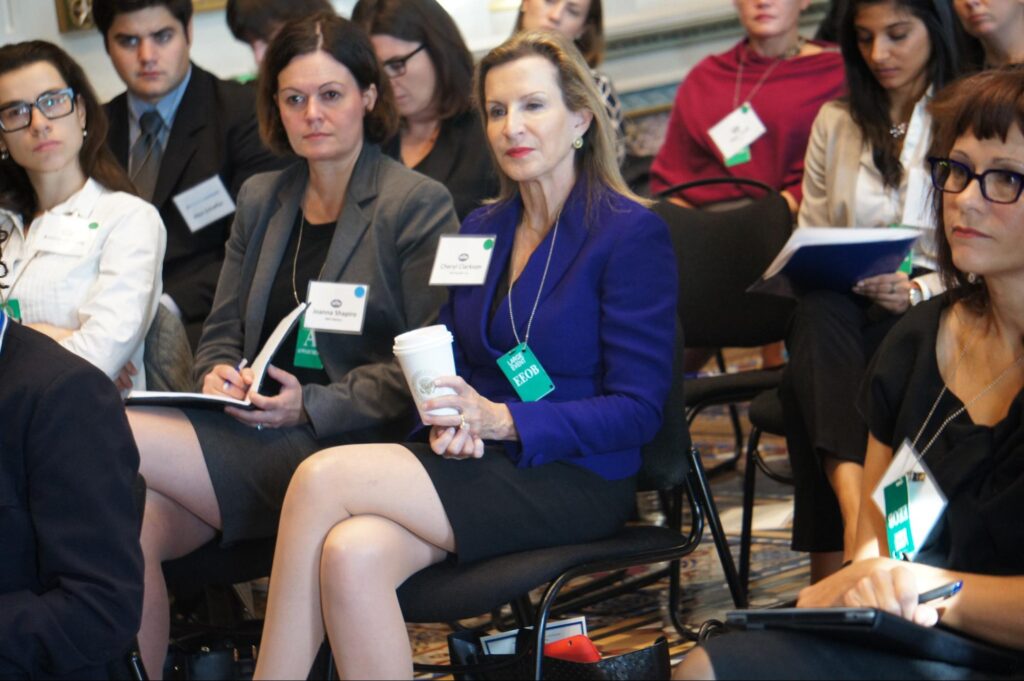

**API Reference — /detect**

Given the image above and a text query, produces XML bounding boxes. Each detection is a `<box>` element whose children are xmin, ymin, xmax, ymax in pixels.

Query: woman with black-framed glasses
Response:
<box><xmin>0</xmin><ymin>40</ymin><xmax>165</xmax><ymax>392</ymax></box>
<box><xmin>352</xmin><ymin>0</ymin><xmax>499</xmax><ymax>220</ymax></box>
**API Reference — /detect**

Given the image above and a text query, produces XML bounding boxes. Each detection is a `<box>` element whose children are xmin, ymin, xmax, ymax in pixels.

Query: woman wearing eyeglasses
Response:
<box><xmin>780</xmin><ymin>0</ymin><xmax>962</xmax><ymax>582</ymax></box>
<box><xmin>0</xmin><ymin>41</ymin><xmax>165</xmax><ymax>391</ymax></box>
<box><xmin>352</xmin><ymin>0</ymin><xmax>498</xmax><ymax>220</ymax></box>
<box><xmin>675</xmin><ymin>66</ymin><xmax>1024</xmax><ymax>681</ymax></box>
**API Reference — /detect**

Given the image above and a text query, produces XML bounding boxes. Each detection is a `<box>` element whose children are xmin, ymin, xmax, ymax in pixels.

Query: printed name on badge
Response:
<box><xmin>429</xmin><ymin>234</ymin><xmax>497</xmax><ymax>286</ymax></box>
<box><xmin>708</xmin><ymin>104</ymin><xmax>767</xmax><ymax>162</ymax></box>
<box><xmin>304</xmin><ymin>281</ymin><xmax>369</xmax><ymax>334</ymax></box>
<box><xmin>34</xmin><ymin>213</ymin><xmax>97</xmax><ymax>257</ymax></box>
<box><xmin>173</xmin><ymin>175</ymin><xmax>236</xmax><ymax>233</ymax></box>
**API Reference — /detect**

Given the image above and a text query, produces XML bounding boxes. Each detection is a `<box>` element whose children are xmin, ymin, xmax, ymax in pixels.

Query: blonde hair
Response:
<box><xmin>475</xmin><ymin>30</ymin><xmax>643</xmax><ymax>208</ymax></box>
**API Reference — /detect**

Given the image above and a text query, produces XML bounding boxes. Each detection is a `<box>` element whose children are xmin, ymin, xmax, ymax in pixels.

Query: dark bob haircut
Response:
<box><xmin>257</xmin><ymin>12</ymin><xmax>399</xmax><ymax>154</ymax></box>
<box><xmin>352</xmin><ymin>0</ymin><xmax>474</xmax><ymax>121</ymax></box>
<box><xmin>0</xmin><ymin>41</ymin><xmax>135</xmax><ymax>223</ymax></box>
<box><xmin>513</xmin><ymin>0</ymin><xmax>605</xmax><ymax>68</ymax></box>
<box><xmin>928</xmin><ymin>66</ymin><xmax>1024</xmax><ymax>313</ymax></box>
<box><xmin>92</xmin><ymin>0</ymin><xmax>193</xmax><ymax>41</ymax></box>
<box><xmin>226</xmin><ymin>0</ymin><xmax>333</xmax><ymax>44</ymax></box>
<box><xmin>838</xmin><ymin>0</ymin><xmax>961</xmax><ymax>188</ymax></box>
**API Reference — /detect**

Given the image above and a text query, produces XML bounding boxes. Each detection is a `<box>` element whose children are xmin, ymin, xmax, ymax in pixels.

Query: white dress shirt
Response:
<box><xmin>0</xmin><ymin>179</ymin><xmax>166</xmax><ymax>388</ymax></box>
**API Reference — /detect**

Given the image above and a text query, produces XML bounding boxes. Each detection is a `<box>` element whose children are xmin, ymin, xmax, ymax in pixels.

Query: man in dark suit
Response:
<box><xmin>93</xmin><ymin>0</ymin><xmax>286</xmax><ymax>347</ymax></box>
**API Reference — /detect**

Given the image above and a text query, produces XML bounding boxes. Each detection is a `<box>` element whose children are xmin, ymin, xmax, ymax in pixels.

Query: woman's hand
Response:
<box><xmin>798</xmin><ymin>558</ymin><xmax>939</xmax><ymax>626</ymax></box>
<box><xmin>115</xmin><ymin>361</ymin><xmax>138</xmax><ymax>391</ymax></box>
<box><xmin>224</xmin><ymin>365</ymin><xmax>309</xmax><ymax>430</ymax></box>
<box><xmin>202</xmin><ymin>363</ymin><xmax>252</xmax><ymax>400</ymax></box>
<box><xmin>852</xmin><ymin>272</ymin><xmax>911</xmax><ymax>314</ymax></box>
<box><xmin>421</xmin><ymin>375</ymin><xmax>517</xmax><ymax>442</ymax></box>
<box><xmin>428</xmin><ymin>424</ymin><xmax>485</xmax><ymax>459</ymax></box>
<box><xmin>26</xmin><ymin>322</ymin><xmax>74</xmax><ymax>342</ymax></box>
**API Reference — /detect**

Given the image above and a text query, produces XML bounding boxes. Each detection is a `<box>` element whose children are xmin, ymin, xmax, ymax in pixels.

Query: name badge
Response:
<box><xmin>429</xmin><ymin>235</ymin><xmax>496</xmax><ymax>286</ymax></box>
<box><xmin>33</xmin><ymin>213</ymin><xmax>98</xmax><ymax>257</ymax></box>
<box><xmin>294</xmin><ymin>318</ymin><xmax>324</xmax><ymax>369</ymax></box>
<box><xmin>872</xmin><ymin>439</ymin><xmax>948</xmax><ymax>560</ymax></box>
<box><xmin>172</xmin><ymin>175</ymin><xmax>236</xmax><ymax>233</ymax></box>
<box><xmin>3</xmin><ymin>299</ymin><xmax>21</xmax><ymax>322</ymax></box>
<box><xmin>303</xmin><ymin>281</ymin><xmax>369</xmax><ymax>334</ymax></box>
<box><xmin>497</xmin><ymin>342</ymin><xmax>555</xmax><ymax>402</ymax></box>
<box><xmin>708</xmin><ymin>104</ymin><xmax>767</xmax><ymax>163</ymax></box>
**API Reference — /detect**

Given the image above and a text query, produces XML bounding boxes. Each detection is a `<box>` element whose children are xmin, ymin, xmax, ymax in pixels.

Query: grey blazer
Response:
<box><xmin>194</xmin><ymin>143</ymin><xmax>459</xmax><ymax>439</ymax></box>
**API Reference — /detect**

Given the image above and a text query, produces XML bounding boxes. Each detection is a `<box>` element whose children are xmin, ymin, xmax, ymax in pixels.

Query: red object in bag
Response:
<box><xmin>543</xmin><ymin>635</ymin><xmax>602</xmax><ymax>663</ymax></box>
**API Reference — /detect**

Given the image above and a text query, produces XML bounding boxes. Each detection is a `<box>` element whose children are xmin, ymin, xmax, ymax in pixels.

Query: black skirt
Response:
<box><xmin>185</xmin><ymin>408</ymin><xmax>402</xmax><ymax>545</ymax></box>
<box><xmin>405</xmin><ymin>442</ymin><xmax>637</xmax><ymax>564</ymax></box>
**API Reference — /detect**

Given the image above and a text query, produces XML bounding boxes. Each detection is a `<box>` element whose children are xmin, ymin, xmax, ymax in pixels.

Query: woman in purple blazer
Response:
<box><xmin>252</xmin><ymin>30</ymin><xmax>677</xmax><ymax>679</ymax></box>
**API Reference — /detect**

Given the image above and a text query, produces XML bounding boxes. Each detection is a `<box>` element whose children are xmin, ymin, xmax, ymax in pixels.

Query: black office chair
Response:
<box><xmin>390</xmin><ymin>322</ymin><xmax>745</xmax><ymax>680</ymax></box>
<box><xmin>653</xmin><ymin>178</ymin><xmax>794</xmax><ymax>472</ymax></box>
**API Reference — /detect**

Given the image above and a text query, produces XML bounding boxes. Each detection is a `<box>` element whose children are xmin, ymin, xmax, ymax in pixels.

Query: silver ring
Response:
<box><xmin>257</xmin><ymin>423</ymin><xmax>264</xmax><ymax>431</ymax></box>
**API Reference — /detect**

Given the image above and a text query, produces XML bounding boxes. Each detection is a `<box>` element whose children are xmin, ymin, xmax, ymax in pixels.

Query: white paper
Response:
<box><xmin>33</xmin><ymin>213</ymin><xmax>97</xmax><ymax>257</ymax></box>
<box><xmin>480</xmin><ymin>616</ymin><xmax>588</xmax><ymax>656</ymax></box>
<box><xmin>172</xmin><ymin>175</ymin><xmax>236</xmax><ymax>233</ymax></box>
<box><xmin>708</xmin><ymin>104</ymin><xmax>767</xmax><ymax>161</ymax></box>
<box><xmin>303</xmin><ymin>281</ymin><xmax>369</xmax><ymax>334</ymax></box>
<box><xmin>429</xmin><ymin>234</ymin><xmax>497</xmax><ymax>286</ymax></box>
<box><xmin>871</xmin><ymin>439</ymin><xmax>948</xmax><ymax>560</ymax></box>
<box><xmin>126</xmin><ymin>302</ymin><xmax>308</xmax><ymax>408</ymax></box>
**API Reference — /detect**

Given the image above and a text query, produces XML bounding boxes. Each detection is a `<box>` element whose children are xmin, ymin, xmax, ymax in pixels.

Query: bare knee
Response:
<box><xmin>673</xmin><ymin>646</ymin><xmax>717</xmax><ymax>680</ymax></box>
<box><xmin>141</xmin><ymin>490</ymin><xmax>215</xmax><ymax>563</ymax></box>
<box><xmin>291</xmin><ymin>443</ymin><xmax>414</xmax><ymax>505</ymax></box>
<box><xmin>319</xmin><ymin>520</ymin><xmax>398</xmax><ymax>599</ymax></box>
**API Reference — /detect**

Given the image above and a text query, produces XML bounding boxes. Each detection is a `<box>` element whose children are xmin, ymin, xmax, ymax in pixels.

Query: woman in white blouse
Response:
<box><xmin>782</xmin><ymin>0</ymin><xmax>961</xmax><ymax>582</ymax></box>
<box><xmin>0</xmin><ymin>40</ymin><xmax>165</xmax><ymax>390</ymax></box>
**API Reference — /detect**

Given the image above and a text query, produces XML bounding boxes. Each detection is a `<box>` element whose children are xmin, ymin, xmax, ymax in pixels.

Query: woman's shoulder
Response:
<box><xmin>90</xmin><ymin>180</ymin><xmax>162</xmax><ymax>225</ymax></box>
<box><xmin>871</xmin><ymin>295</ymin><xmax>946</xmax><ymax>383</ymax></box>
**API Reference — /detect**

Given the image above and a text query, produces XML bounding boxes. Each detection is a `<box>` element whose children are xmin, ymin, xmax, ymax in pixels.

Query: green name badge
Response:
<box><xmin>3</xmin><ymin>298</ymin><xmax>21</xmax><ymax>322</ymax></box>
<box><xmin>884</xmin><ymin>475</ymin><xmax>915</xmax><ymax>559</ymax></box>
<box><xmin>497</xmin><ymin>342</ymin><xmax>555</xmax><ymax>402</ymax></box>
<box><xmin>294</xmin><ymin>318</ymin><xmax>324</xmax><ymax>370</ymax></box>
<box><xmin>724</xmin><ymin>146</ymin><xmax>752</xmax><ymax>167</ymax></box>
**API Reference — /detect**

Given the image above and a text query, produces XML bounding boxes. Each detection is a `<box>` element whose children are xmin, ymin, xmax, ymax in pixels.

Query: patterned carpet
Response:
<box><xmin>408</xmin><ymin>351</ymin><xmax>808</xmax><ymax>677</ymax></box>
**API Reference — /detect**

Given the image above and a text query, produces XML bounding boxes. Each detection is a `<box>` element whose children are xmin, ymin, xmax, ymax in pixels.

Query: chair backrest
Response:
<box><xmin>636</xmin><ymin>317</ymin><xmax>691</xmax><ymax>492</ymax></box>
<box><xmin>654</xmin><ymin>178</ymin><xmax>796</xmax><ymax>349</ymax></box>
<box><xmin>144</xmin><ymin>303</ymin><xmax>195</xmax><ymax>392</ymax></box>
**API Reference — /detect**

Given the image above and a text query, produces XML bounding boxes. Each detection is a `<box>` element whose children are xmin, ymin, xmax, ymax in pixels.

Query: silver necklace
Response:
<box><xmin>291</xmin><ymin>213</ymin><xmax>329</xmax><ymax>306</ymax></box>
<box><xmin>508</xmin><ymin>212</ymin><xmax>560</xmax><ymax>347</ymax></box>
<box><xmin>889</xmin><ymin>122</ymin><xmax>909</xmax><ymax>140</ymax></box>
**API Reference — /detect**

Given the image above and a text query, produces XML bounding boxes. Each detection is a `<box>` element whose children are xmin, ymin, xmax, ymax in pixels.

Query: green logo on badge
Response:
<box><xmin>483</xmin><ymin>239</ymin><xmax>494</xmax><ymax>250</ymax></box>
<box><xmin>88</xmin><ymin>222</ymin><xmax>99</xmax><ymax>230</ymax></box>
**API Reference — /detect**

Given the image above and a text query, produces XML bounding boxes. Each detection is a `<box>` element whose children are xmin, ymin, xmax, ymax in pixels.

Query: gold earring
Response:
<box><xmin>573</xmin><ymin>137</ymin><xmax>583</xmax><ymax>149</ymax></box>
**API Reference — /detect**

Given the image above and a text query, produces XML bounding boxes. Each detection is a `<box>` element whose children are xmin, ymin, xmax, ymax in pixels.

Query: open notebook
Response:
<box><xmin>126</xmin><ymin>302</ymin><xmax>308</xmax><ymax>409</ymax></box>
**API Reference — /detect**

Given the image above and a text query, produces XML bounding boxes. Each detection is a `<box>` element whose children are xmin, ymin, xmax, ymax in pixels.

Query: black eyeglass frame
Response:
<box><xmin>927</xmin><ymin>156</ymin><xmax>1024</xmax><ymax>205</ymax></box>
<box><xmin>0</xmin><ymin>87</ymin><xmax>77</xmax><ymax>133</ymax></box>
<box><xmin>381</xmin><ymin>44</ymin><xmax>426</xmax><ymax>79</ymax></box>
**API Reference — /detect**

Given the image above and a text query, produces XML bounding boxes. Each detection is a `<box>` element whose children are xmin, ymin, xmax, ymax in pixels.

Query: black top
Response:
<box><xmin>383</xmin><ymin>109</ymin><xmax>499</xmax><ymax>221</ymax></box>
<box><xmin>0</xmin><ymin>318</ymin><xmax>143</xmax><ymax>679</ymax></box>
<box><xmin>257</xmin><ymin>212</ymin><xmax>334</xmax><ymax>391</ymax></box>
<box><xmin>860</xmin><ymin>295</ymin><xmax>1024</xmax><ymax>575</ymax></box>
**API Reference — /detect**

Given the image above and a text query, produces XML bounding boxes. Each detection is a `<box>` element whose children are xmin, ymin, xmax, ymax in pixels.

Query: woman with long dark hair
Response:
<box><xmin>0</xmin><ymin>40</ymin><xmax>165</xmax><ymax>390</ymax></box>
<box><xmin>782</xmin><ymin>0</ymin><xmax>961</xmax><ymax>581</ymax></box>
<box><xmin>353</xmin><ymin>0</ymin><xmax>498</xmax><ymax>220</ymax></box>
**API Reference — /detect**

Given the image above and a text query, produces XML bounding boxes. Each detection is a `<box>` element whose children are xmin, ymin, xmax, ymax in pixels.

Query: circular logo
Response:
<box><xmin>330</xmin><ymin>299</ymin><xmax>343</xmax><ymax>308</ymax></box>
<box><xmin>355</xmin><ymin>286</ymin><xmax>366</xmax><ymax>298</ymax></box>
<box><xmin>412</xmin><ymin>371</ymin><xmax>437</xmax><ymax>398</ymax></box>
<box><xmin>458</xmin><ymin>253</ymin><xmax>470</xmax><ymax>262</ymax></box>
<box><xmin>483</xmin><ymin>239</ymin><xmax>494</xmax><ymax>250</ymax></box>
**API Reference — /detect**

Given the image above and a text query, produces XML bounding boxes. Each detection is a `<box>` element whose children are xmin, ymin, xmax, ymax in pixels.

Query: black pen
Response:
<box><xmin>918</xmin><ymin>580</ymin><xmax>963</xmax><ymax>604</ymax></box>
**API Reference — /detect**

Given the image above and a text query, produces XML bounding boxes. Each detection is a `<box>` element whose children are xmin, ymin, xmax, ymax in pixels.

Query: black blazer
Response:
<box><xmin>104</xmin><ymin>64</ymin><xmax>287</xmax><ymax>342</ymax></box>
<box><xmin>0</xmin><ymin>321</ymin><xmax>143</xmax><ymax>679</ymax></box>
<box><xmin>383</xmin><ymin>109</ymin><xmax>499</xmax><ymax>221</ymax></box>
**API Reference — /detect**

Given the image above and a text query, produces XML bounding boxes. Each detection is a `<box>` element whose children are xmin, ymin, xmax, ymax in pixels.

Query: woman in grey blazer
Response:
<box><xmin>125</xmin><ymin>14</ymin><xmax>458</xmax><ymax>676</ymax></box>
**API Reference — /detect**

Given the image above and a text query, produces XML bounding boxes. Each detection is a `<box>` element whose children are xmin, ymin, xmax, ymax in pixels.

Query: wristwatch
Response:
<box><xmin>909</xmin><ymin>286</ymin><xmax>923</xmax><ymax>307</ymax></box>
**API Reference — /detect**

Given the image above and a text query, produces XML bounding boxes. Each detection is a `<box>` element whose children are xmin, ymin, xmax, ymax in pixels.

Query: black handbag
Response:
<box><xmin>445</xmin><ymin>628</ymin><xmax>670</xmax><ymax>680</ymax></box>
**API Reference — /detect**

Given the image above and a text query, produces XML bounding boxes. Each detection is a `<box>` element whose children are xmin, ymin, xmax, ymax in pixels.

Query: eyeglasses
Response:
<box><xmin>928</xmin><ymin>156</ymin><xmax>1024</xmax><ymax>204</ymax></box>
<box><xmin>381</xmin><ymin>44</ymin><xmax>426</xmax><ymax>79</ymax></box>
<box><xmin>0</xmin><ymin>88</ymin><xmax>77</xmax><ymax>133</ymax></box>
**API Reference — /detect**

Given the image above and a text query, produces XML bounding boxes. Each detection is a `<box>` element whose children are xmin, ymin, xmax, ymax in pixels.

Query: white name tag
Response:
<box><xmin>172</xmin><ymin>175</ymin><xmax>236</xmax><ymax>233</ymax></box>
<box><xmin>871</xmin><ymin>439</ymin><xmax>948</xmax><ymax>561</ymax></box>
<box><xmin>708</xmin><ymin>104</ymin><xmax>767</xmax><ymax>162</ymax></box>
<box><xmin>303</xmin><ymin>281</ymin><xmax>369</xmax><ymax>334</ymax></box>
<box><xmin>429</xmin><ymin>234</ymin><xmax>496</xmax><ymax>286</ymax></box>
<box><xmin>33</xmin><ymin>213</ymin><xmax>97</xmax><ymax>257</ymax></box>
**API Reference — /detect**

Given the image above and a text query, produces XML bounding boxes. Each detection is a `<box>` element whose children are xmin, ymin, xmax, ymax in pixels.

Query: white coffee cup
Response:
<box><xmin>393</xmin><ymin>325</ymin><xmax>459</xmax><ymax>419</ymax></box>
